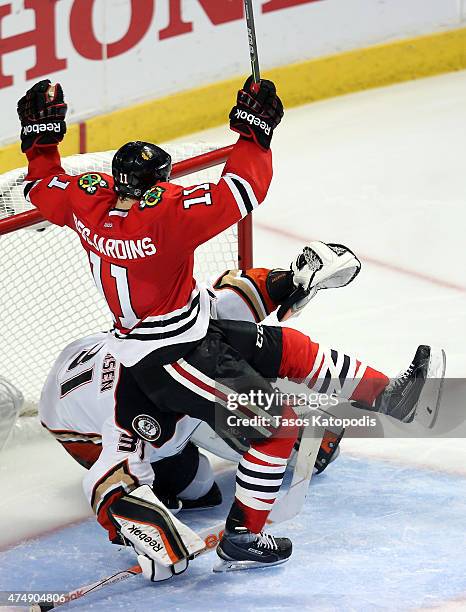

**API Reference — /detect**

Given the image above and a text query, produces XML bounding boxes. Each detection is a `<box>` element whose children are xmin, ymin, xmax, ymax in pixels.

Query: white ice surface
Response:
<box><xmin>1</xmin><ymin>71</ymin><xmax>466</xmax><ymax>610</ymax></box>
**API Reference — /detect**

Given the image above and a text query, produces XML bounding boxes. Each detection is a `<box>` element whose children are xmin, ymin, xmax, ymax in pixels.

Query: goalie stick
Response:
<box><xmin>268</xmin><ymin>423</ymin><xmax>323</xmax><ymax>524</ymax></box>
<box><xmin>30</xmin><ymin>521</ymin><xmax>226</xmax><ymax>612</ymax></box>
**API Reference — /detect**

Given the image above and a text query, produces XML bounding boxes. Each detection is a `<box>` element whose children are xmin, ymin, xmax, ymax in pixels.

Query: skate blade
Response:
<box><xmin>414</xmin><ymin>348</ymin><xmax>446</xmax><ymax>429</ymax></box>
<box><xmin>213</xmin><ymin>556</ymin><xmax>289</xmax><ymax>573</ymax></box>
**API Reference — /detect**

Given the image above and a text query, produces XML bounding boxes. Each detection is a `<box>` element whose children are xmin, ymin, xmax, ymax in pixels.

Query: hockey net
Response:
<box><xmin>0</xmin><ymin>143</ymin><xmax>252</xmax><ymax>425</ymax></box>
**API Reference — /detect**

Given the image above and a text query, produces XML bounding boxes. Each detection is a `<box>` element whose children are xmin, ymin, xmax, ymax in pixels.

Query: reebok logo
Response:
<box><xmin>235</xmin><ymin>109</ymin><xmax>271</xmax><ymax>135</ymax></box>
<box><xmin>127</xmin><ymin>524</ymin><xmax>164</xmax><ymax>554</ymax></box>
<box><xmin>22</xmin><ymin>122</ymin><xmax>61</xmax><ymax>135</ymax></box>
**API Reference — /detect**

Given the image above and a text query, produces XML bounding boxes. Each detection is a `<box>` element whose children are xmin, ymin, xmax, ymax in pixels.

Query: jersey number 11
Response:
<box><xmin>89</xmin><ymin>251</ymin><xmax>139</xmax><ymax>329</ymax></box>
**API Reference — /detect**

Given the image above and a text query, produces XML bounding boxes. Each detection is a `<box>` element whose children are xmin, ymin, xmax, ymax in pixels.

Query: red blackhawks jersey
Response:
<box><xmin>24</xmin><ymin>139</ymin><xmax>272</xmax><ymax>366</ymax></box>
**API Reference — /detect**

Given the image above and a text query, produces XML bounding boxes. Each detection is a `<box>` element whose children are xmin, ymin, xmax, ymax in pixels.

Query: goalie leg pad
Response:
<box><xmin>137</xmin><ymin>554</ymin><xmax>175</xmax><ymax>582</ymax></box>
<box><xmin>108</xmin><ymin>485</ymin><xmax>205</xmax><ymax>581</ymax></box>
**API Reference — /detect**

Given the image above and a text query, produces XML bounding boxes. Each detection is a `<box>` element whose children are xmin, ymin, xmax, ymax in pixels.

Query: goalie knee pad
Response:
<box><xmin>151</xmin><ymin>441</ymin><xmax>200</xmax><ymax>498</ymax></box>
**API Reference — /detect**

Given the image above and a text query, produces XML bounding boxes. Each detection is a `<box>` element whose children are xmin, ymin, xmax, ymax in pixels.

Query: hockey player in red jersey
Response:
<box><xmin>19</xmin><ymin>79</ymin><xmax>445</xmax><ymax>578</ymax></box>
<box><xmin>19</xmin><ymin>79</ymin><xmax>279</xmax><ymax>369</ymax></box>
<box><xmin>39</xmin><ymin>258</ymin><xmax>347</xmax><ymax>526</ymax></box>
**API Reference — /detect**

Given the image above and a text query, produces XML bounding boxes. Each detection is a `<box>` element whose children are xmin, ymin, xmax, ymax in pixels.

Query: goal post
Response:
<box><xmin>0</xmin><ymin>143</ymin><xmax>253</xmax><ymax>415</ymax></box>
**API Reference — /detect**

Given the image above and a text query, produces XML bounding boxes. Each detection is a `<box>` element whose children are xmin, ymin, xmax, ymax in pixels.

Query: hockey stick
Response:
<box><xmin>268</xmin><ymin>423</ymin><xmax>322</xmax><ymax>524</ymax></box>
<box><xmin>30</xmin><ymin>521</ymin><xmax>225</xmax><ymax>612</ymax></box>
<box><xmin>244</xmin><ymin>0</ymin><xmax>261</xmax><ymax>91</ymax></box>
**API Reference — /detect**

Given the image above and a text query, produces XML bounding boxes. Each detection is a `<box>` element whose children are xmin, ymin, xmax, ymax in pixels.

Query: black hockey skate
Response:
<box><xmin>374</xmin><ymin>345</ymin><xmax>446</xmax><ymax>428</ymax></box>
<box><xmin>181</xmin><ymin>482</ymin><xmax>222</xmax><ymax>510</ymax></box>
<box><xmin>214</xmin><ymin>526</ymin><xmax>292</xmax><ymax>572</ymax></box>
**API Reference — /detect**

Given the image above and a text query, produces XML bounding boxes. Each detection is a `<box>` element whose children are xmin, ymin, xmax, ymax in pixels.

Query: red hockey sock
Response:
<box><xmin>233</xmin><ymin>405</ymin><xmax>298</xmax><ymax>533</ymax></box>
<box><xmin>279</xmin><ymin>327</ymin><xmax>389</xmax><ymax>407</ymax></box>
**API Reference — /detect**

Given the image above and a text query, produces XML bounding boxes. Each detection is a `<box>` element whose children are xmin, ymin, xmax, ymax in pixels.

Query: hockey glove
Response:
<box><xmin>17</xmin><ymin>80</ymin><xmax>67</xmax><ymax>153</ymax></box>
<box><xmin>108</xmin><ymin>485</ymin><xmax>205</xmax><ymax>582</ymax></box>
<box><xmin>230</xmin><ymin>75</ymin><xmax>283</xmax><ymax>150</ymax></box>
<box><xmin>276</xmin><ymin>242</ymin><xmax>361</xmax><ymax>321</ymax></box>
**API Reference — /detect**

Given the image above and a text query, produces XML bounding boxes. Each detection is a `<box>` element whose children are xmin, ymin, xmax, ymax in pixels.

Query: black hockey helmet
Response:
<box><xmin>112</xmin><ymin>141</ymin><xmax>172</xmax><ymax>199</ymax></box>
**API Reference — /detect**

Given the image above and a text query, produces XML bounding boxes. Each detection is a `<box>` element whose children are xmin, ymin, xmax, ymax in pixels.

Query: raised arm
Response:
<box><xmin>17</xmin><ymin>80</ymin><xmax>75</xmax><ymax>226</ymax></box>
<box><xmin>175</xmin><ymin>76</ymin><xmax>284</xmax><ymax>249</ymax></box>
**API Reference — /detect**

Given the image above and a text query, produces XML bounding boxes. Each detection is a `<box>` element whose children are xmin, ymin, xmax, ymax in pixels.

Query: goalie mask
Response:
<box><xmin>112</xmin><ymin>141</ymin><xmax>172</xmax><ymax>199</ymax></box>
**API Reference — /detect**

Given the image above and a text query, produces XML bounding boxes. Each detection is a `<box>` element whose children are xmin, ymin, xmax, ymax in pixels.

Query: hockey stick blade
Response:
<box><xmin>30</xmin><ymin>521</ymin><xmax>225</xmax><ymax>611</ymax></box>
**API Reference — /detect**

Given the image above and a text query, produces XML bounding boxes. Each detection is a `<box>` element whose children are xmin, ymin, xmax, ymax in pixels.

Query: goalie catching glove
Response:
<box><xmin>230</xmin><ymin>76</ymin><xmax>283</xmax><ymax>150</ymax></box>
<box><xmin>272</xmin><ymin>241</ymin><xmax>361</xmax><ymax>321</ymax></box>
<box><xmin>17</xmin><ymin>79</ymin><xmax>67</xmax><ymax>153</ymax></box>
<box><xmin>108</xmin><ymin>485</ymin><xmax>205</xmax><ymax>582</ymax></box>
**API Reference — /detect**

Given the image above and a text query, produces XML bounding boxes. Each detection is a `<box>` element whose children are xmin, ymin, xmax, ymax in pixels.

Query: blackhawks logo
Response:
<box><xmin>78</xmin><ymin>173</ymin><xmax>108</xmax><ymax>195</ymax></box>
<box><xmin>141</xmin><ymin>147</ymin><xmax>154</xmax><ymax>161</ymax></box>
<box><xmin>139</xmin><ymin>186</ymin><xmax>165</xmax><ymax>210</ymax></box>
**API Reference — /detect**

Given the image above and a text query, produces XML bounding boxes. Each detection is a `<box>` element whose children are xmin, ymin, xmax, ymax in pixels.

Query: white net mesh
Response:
<box><xmin>0</xmin><ymin>376</ymin><xmax>24</xmax><ymax>451</ymax></box>
<box><xmin>0</xmin><ymin>144</ymin><xmax>239</xmax><ymax>414</ymax></box>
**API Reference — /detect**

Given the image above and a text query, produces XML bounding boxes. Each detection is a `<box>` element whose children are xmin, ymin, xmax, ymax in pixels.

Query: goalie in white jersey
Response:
<box><xmin>39</xmin><ymin>331</ymin><xmax>224</xmax><ymax>511</ymax></box>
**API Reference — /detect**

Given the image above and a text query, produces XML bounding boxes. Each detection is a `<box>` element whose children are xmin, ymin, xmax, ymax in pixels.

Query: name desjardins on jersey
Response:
<box><xmin>73</xmin><ymin>213</ymin><xmax>157</xmax><ymax>260</ymax></box>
